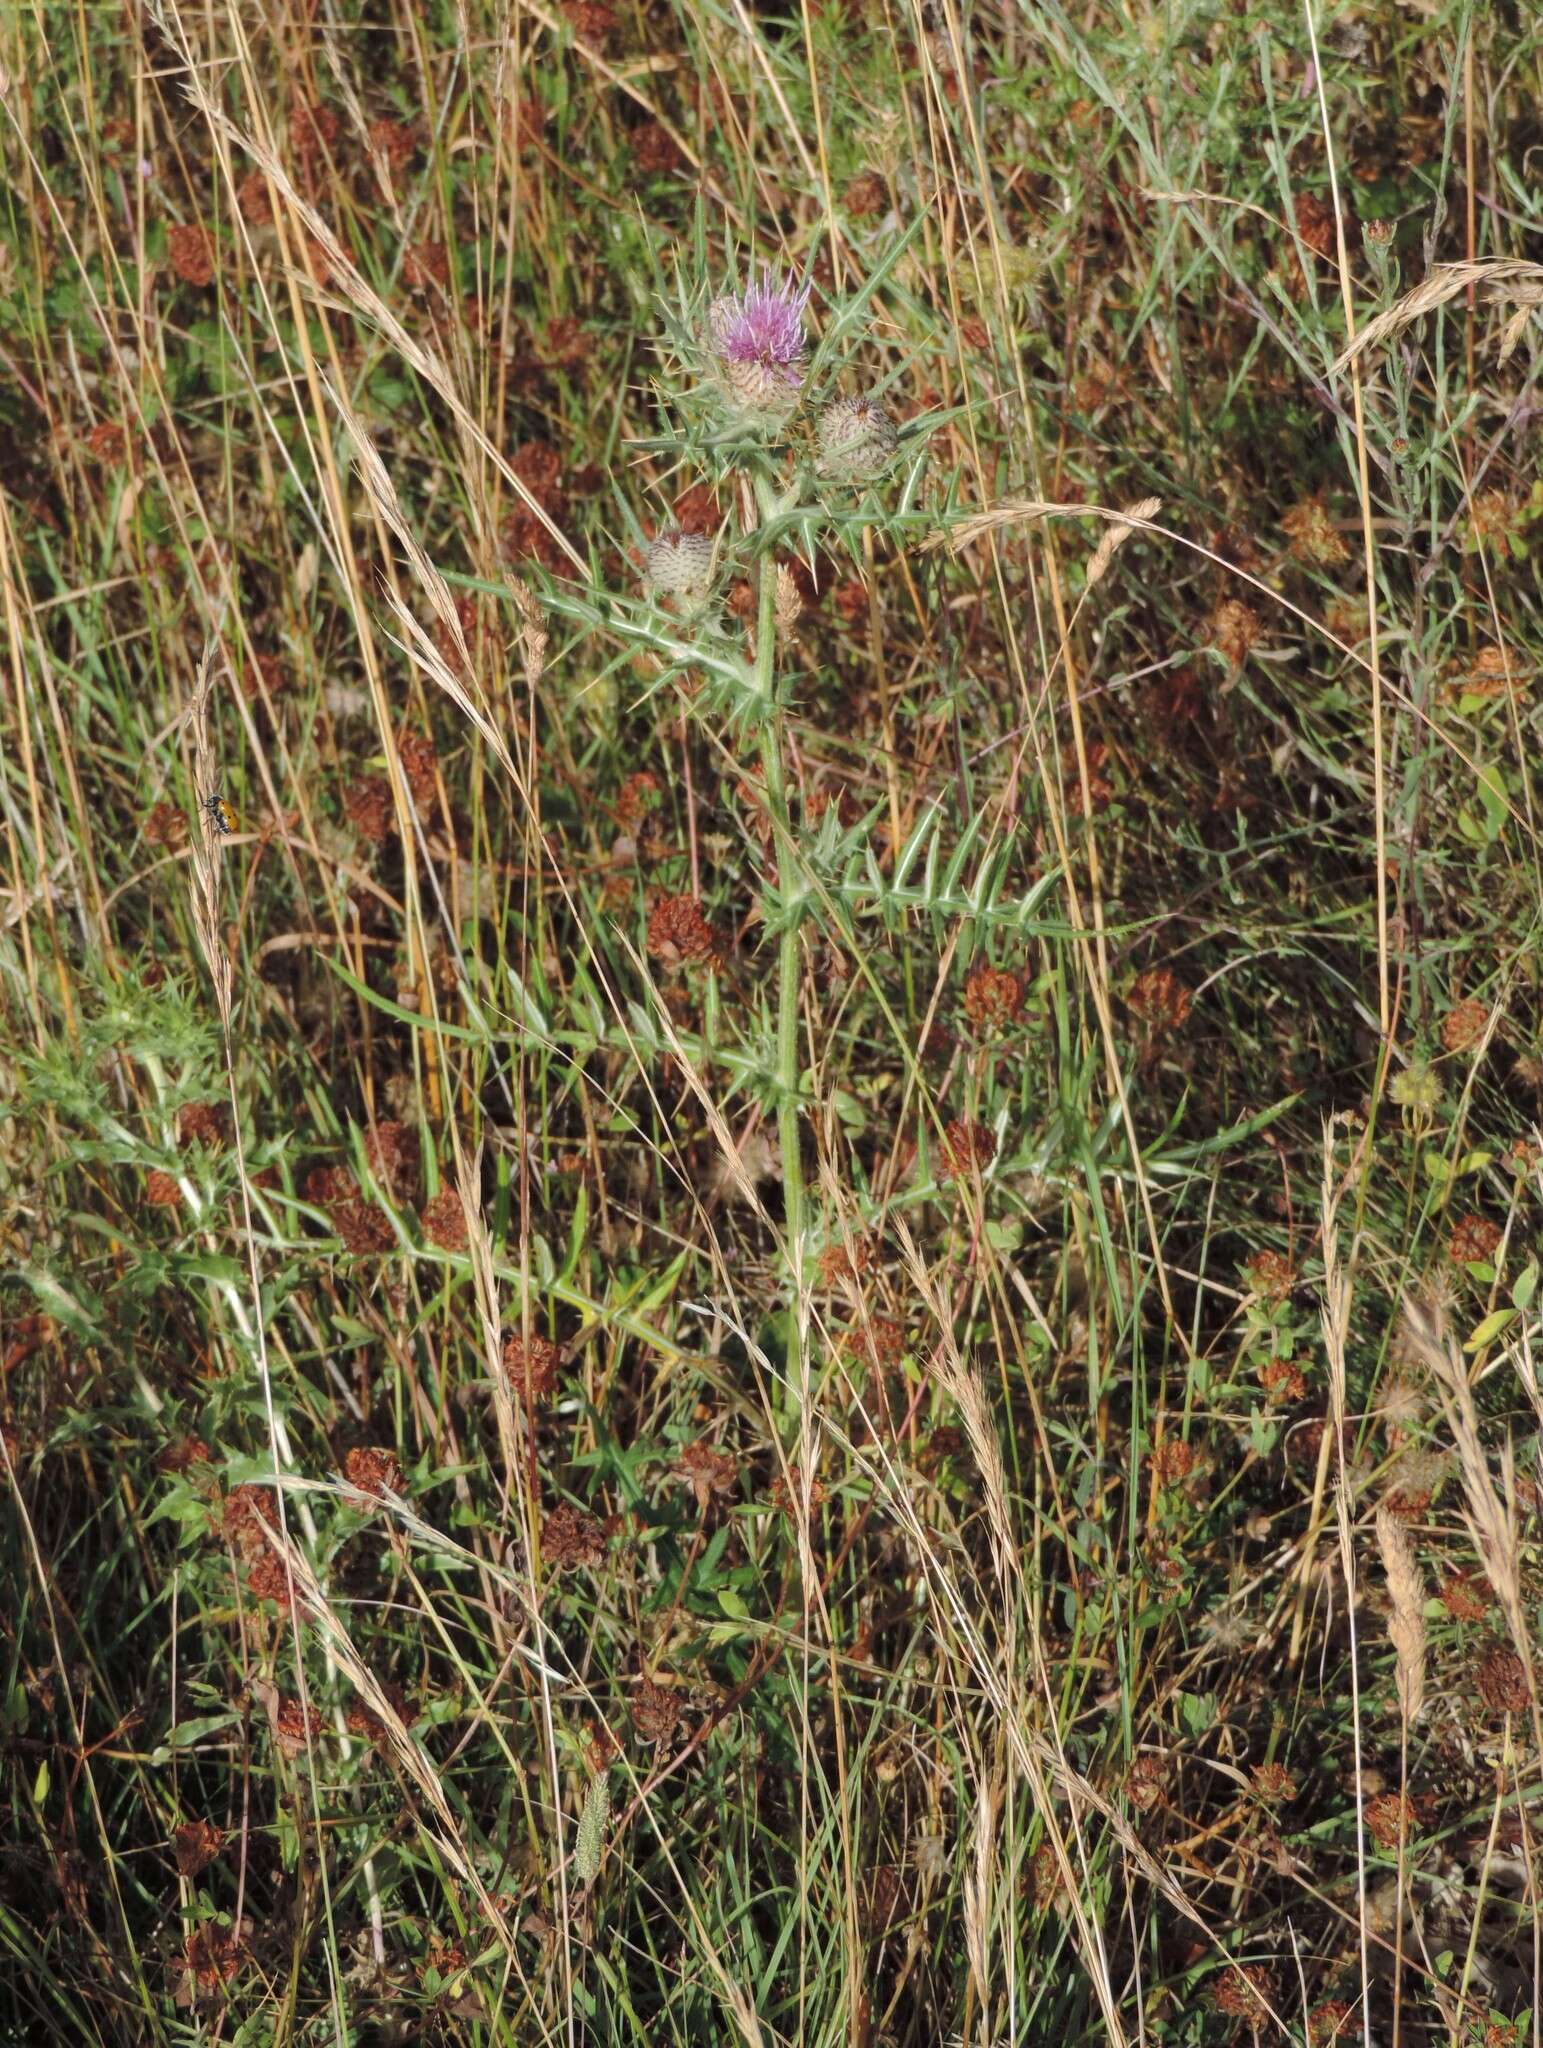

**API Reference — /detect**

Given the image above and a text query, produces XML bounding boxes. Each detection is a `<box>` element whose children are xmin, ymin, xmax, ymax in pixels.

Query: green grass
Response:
<box><xmin>5</xmin><ymin>0</ymin><xmax>1543</xmax><ymax>2041</ymax></box>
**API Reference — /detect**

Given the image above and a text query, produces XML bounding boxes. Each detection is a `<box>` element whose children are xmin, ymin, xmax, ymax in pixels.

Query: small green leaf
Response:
<box><xmin>1513</xmin><ymin>1262</ymin><xmax>1538</xmax><ymax>1312</ymax></box>
<box><xmin>1465</xmin><ymin>1307</ymin><xmax>1516</xmax><ymax>1353</ymax></box>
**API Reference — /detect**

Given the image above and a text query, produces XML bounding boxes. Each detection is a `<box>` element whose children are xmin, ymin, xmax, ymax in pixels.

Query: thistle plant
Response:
<box><xmin>525</xmin><ymin>240</ymin><xmax>945</xmax><ymax>1422</ymax></box>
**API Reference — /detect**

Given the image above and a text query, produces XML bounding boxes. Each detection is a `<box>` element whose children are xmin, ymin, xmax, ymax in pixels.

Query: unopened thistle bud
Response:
<box><xmin>816</xmin><ymin>394</ymin><xmax>899</xmax><ymax>483</ymax></box>
<box><xmin>707</xmin><ymin>271</ymin><xmax>812</xmax><ymax>424</ymax></box>
<box><xmin>645</xmin><ymin>528</ymin><xmax>714</xmax><ymax>605</ymax></box>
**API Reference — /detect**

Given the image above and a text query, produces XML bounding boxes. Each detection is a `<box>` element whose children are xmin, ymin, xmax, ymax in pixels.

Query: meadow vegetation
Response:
<box><xmin>4</xmin><ymin>0</ymin><xmax>1543</xmax><ymax>2040</ymax></box>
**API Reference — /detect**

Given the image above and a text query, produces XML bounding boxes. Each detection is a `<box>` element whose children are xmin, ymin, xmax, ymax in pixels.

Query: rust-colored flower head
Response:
<box><xmin>1439</xmin><ymin>1571</ymin><xmax>1489</xmax><ymax>1623</ymax></box>
<box><xmin>1128</xmin><ymin>965</ymin><xmax>1192</xmax><ymax>1037</ymax></box>
<box><xmin>144</xmin><ymin>800</ymin><xmax>189</xmax><ymax>848</ymax></box>
<box><xmin>1380</xmin><ymin>1445</ymin><xmax>1451</xmax><ymax>1520</ymax></box>
<box><xmin>1448</xmin><ymin>1212</ymin><xmax>1502</xmax><ymax>1268</ymax></box>
<box><xmin>245</xmin><ymin>1548</ymin><xmax>302</xmax><ymax>1613</ymax></box>
<box><xmin>363</xmin><ymin>1119</ymin><xmax>419</xmax><ymax>1202</ymax></box>
<box><xmin>672</xmin><ymin>483</ymin><xmax>718</xmax><ymax>535</ymax></box>
<box><xmin>631</xmin><ymin>1674</ymin><xmax>683</xmax><ymax>1744</ymax></box>
<box><xmin>560</xmin><ymin>0</ymin><xmax>617</xmax><ymax>39</ymax></box>
<box><xmin>1365</xmin><ymin>1790</ymin><xmax>1416</xmax><ymax>1850</ymax></box>
<box><xmin>181</xmin><ymin>1924</ymin><xmax>241</xmax><ymax>1999</ymax></box>
<box><xmin>173</xmin><ymin>1818</ymin><xmax>224</xmax><ymax>1878</ymax></box>
<box><xmin>158</xmin><ymin>1435</ymin><xmax>213</xmax><ymax>1476</ymax></box>
<box><xmin>1250</xmin><ymin>1761</ymin><xmax>1296</xmax><ymax>1803</ymax></box>
<box><xmin>344</xmin><ymin>1701</ymin><xmax>387</xmax><ymax>1752</ymax></box>
<box><xmin>1243</xmin><ymin>1249</ymin><xmax>1295</xmax><ymax>1302</ymax></box>
<box><xmin>676</xmin><ymin>1440</ymin><xmax>738</xmax><ymax>1512</ymax></box>
<box><xmin>1126</xmin><ymin>1754</ymin><xmax>1164</xmax><ymax>1810</ymax></box>
<box><xmin>86</xmin><ymin>419</ymin><xmax>127</xmax><ymax>464</ymax></box>
<box><xmin>178</xmin><ymin>1101</ymin><xmax>227</xmax><ymax>1149</ymax></box>
<box><xmin>1507</xmin><ymin>1134</ymin><xmax>1542</xmax><ymax>1178</ymax></box>
<box><xmin>309</xmin><ymin>1166</ymin><xmax>394</xmax><ymax>1252</ymax></box>
<box><xmin>1152</xmin><ymin>1435</ymin><xmax>1196</xmax><ymax>1488</ymax></box>
<box><xmin>1475</xmin><ymin>1641</ymin><xmax>1531</xmax><ymax>1718</ymax></box>
<box><xmin>299</xmin><ymin>237</ymin><xmax>334</xmax><ymax>289</ymax></box>
<box><xmin>290</xmin><ymin>99</ymin><xmax>341</xmax><ymax>172</ymax></box>
<box><xmin>1281</xmin><ymin>495</ymin><xmax>1349</xmax><ymax>567</ymax></box>
<box><xmin>1450</xmin><ymin>643</ymin><xmax>1531</xmax><ymax>702</ymax></box>
<box><xmin>542</xmin><ymin>1502</ymin><xmax>608</xmax><ymax>1569</ymax></box>
<box><xmin>420</xmin><ymin>1187</ymin><xmax>467</xmax><ymax>1251</ymax></box>
<box><xmin>270</xmin><ymin>1693</ymin><xmax>322</xmax><ymax>1758</ymax></box>
<box><xmin>345</xmin><ymin>1680</ymin><xmax>412</xmax><ymax>1753</ymax></box>
<box><xmin>844</xmin><ymin>171</ymin><xmax>887</xmax><ymax>217</ymax></box>
<box><xmin>1029</xmin><ymin>1842</ymin><xmax>1063</xmax><ymax>1913</ymax></box>
<box><xmin>817</xmin><ymin>1235</ymin><xmax>874</xmax><ymax>1291</ymax></box>
<box><xmin>770</xmin><ymin>1462</ymin><xmax>826</xmax><ymax>1517</ymax></box>
<box><xmin>333</xmin><ymin>1196</ymin><xmax>395</xmax><ymax>1253</ymax></box>
<box><xmin>962</xmin><ymin>963</ymin><xmax>1024</xmax><ymax>1034</ymax></box>
<box><xmin>168</xmin><ymin>223</ymin><xmax>216</xmax><ymax>287</ymax></box>
<box><xmin>646</xmin><ymin>893</ymin><xmax>720</xmax><ymax>969</ymax></box>
<box><xmin>403</xmin><ymin>239</ymin><xmax>449</xmax><ymax>291</ymax></box>
<box><xmin>1307</xmin><ymin>2002</ymin><xmax>1354</xmax><ymax>2045</ymax></box>
<box><xmin>237</xmin><ymin>168</ymin><xmax>273</xmax><ymax>227</ymax></box>
<box><xmin>1441</xmin><ymin>997</ymin><xmax>1491</xmax><ymax>1054</ymax></box>
<box><xmin>630</xmin><ymin>120</ymin><xmax>683</xmax><ymax>175</ymax></box>
<box><xmin>842</xmin><ymin>1316</ymin><xmax>907</xmax><ymax>1369</ymax></box>
<box><xmin>368</xmin><ymin>119</ymin><xmax>418</xmax><ymax>176</ymax></box>
<box><xmin>344</xmin><ymin>773</ymin><xmax>395</xmax><ymax>845</ymax></box>
<box><xmin>1210</xmin><ymin>597</ymin><xmax>1260</xmax><ymax>666</ymax></box>
<box><xmin>221</xmin><ymin>1483</ymin><xmax>278</xmax><ymax>1555</ymax></box>
<box><xmin>146</xmin><ymin>1168</ymin><xmax>182</xmax><ymax>1208</ymax></box>
<box><xmin>397</xmin><ymin>730</ymin><xmax>438</xmax><ymax>808</ymax></box>
<box><xmin>422</xmin><ymin>1932</ymin><xmax>467</xmax><ymax>1982</ymax></box>
<box><xmin>832</xmin><ymin>576</ymin><xmax>869</xmax><ymax>624</ymax></box>
<box><xmin>1293</xmin><ymin>191</ymin><xmax>1337</xmax><ymax>260</ymax></box>
<box><xmin>343</xmin><ymin>1445</ymin><xmax>403</xmax><ymax>1501</ymax></box>
<box><xmin>939</xmin><ymin>1118</ymin><xmax>995</xmax><ymax>1181</ymax></box>
<box><xmin>585</xmin><ymin>1720</ymin><xmax>620</xmax><ymax>1771</ymax></box>
<box><xmin>1258</xmin><ymin>1357</ymin><xmax>1307</xmax><ymax>1405</ymax></box>
<box><xmin>502</xmin><ymin>1330</ymin><xmax>561</xmax><ymax>1401</ymax></box>
<box><xmin>614</xmin><ymin>770</ymin><xmax>662</xmax><ymax>835</ymax></box>
<box><xmin>1212</xmin><ymin>1963</ymin><xmax>1274</xmax><ymax>2023</ymax></box>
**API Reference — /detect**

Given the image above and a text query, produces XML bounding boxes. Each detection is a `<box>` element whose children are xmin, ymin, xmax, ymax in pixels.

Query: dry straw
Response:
<box><xmin>1373</xmin><ymin>1506</ymin><xmax>1426</xmax><ymax>1726</ymax></box>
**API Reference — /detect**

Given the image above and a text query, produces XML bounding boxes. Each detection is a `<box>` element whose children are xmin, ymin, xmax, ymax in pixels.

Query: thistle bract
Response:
<box><xmin>645</xmin><ymin>529</ymin><xmax>714</xmax><ymax>604</ymax></box>
<box><xmin>816</xmin><ymin>395</ymin><xmax>899</xmax><ymax>483</ymax></box>
<box><xmin>708</xmin><ymin>271</ymin><xmax>811</xmax><ymax>423</ymax></box>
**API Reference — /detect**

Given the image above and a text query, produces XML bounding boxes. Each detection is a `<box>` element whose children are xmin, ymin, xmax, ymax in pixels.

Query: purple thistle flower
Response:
<box><xmin>708</xmin><ymin>271</ymin><xmax>812</xmax><ymax>418</ymax></box>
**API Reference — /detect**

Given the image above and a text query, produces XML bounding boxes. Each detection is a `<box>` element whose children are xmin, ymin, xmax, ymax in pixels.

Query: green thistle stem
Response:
<box><xmin>753</xmin><ymin>532</ymin><xmax>806</xmax><ymax>1400</ymax></box>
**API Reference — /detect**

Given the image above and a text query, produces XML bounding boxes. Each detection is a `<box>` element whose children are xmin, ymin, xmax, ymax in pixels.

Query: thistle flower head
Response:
<box><xmin>644</xmin><ymin>528</ymin><xmax>715</xmax><ymax>604</ymax></box>
<box><xmin>817</xmin><ymin>394</ymin><xmax>899</xmax><ymax>482</ymax></box>
<box><xmin>708</xmin><ymin>270</ymin><xmax>811</xmax><ymax>419</ymax></box>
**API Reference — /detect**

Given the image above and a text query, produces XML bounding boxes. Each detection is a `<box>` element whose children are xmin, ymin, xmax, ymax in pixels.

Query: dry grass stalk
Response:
<box><xmin>1329</xmin><ymin>258</ymin><xmax>1543</xmax><ymax>376</ymax></box>
<box><xmin>925</xmin><ymin>496</ymin><xmax>1169</xmax><ymax>558</ymax></box>
<box><xmin>1399</xmin><ymin>1290</ymin><xmax>1531</xmax><ymax>1667</ymax></box>
<box><xmin>150</xmin><ymin>0</ymin><xmax>586</xmax><ymax>572</ymax></box>
<box><xmin>1317</xmin><ymin>1124</ymin><xmax>1374</xmax><ymax>2031</ymax></box>
<box><xmin>1374</xmin><ymin>1506</ymin><xmax>1427</xmax><ymax>1726</ymax></box>
<box><xmin>1085</xmin><ymin>496</ymin><xmax>1164</xmax><ymax>592</ymax></box>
